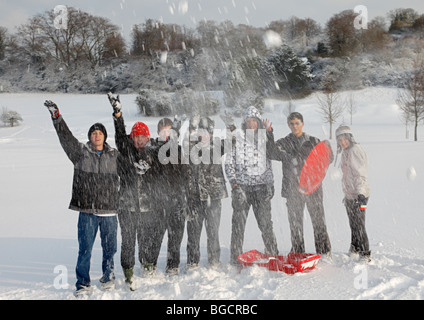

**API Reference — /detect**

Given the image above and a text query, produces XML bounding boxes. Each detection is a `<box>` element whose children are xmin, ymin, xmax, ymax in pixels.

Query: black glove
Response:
<box><xmin>357</xmin><ymin>194</ymin><xmax>368</xmax><ymax>211</ymax></box>
<box><xmin>107</xmin><ymin>92</ymin><xmax>122</xmax><ymax>114</ymax></box>
<box><xmin>44</xmin><ymin>100</ymin><xmax>60</xmax><ymax>119</ymax></box>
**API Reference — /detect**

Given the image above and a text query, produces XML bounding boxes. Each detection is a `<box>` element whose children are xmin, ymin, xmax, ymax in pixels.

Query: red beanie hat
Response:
<box><xmin>130</xmin><ymin>122</ymin><xmax>150</xmax><ymax>139</ymax></box>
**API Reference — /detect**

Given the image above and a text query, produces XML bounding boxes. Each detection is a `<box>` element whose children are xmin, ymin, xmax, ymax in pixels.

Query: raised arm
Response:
<box><xmin>45</xmin><ymin>100</ymin><xmax>83</xmax><ymax>165</ymax></box>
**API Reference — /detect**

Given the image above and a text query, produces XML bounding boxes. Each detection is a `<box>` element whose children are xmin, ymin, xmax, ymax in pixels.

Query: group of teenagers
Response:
<box><xmin>44</xmin><ymin>92</ymin><xmax>370</xmax><ymax>297</ymax></box>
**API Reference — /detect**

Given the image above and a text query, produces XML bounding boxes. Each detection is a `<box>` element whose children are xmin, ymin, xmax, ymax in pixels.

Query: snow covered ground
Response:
<box><xmin>1</xmin><ymin>87</ymin><xmax>424</xmax><ymax>301</ymax></box>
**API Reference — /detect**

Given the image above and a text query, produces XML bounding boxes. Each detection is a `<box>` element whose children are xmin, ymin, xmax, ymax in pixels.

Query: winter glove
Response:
<box><xmin>171</xmin><ymin>114</ymin><xmax>186</xmax><ymax>138</ymax></box>
<box><xmin>44</xmin><ymin>100</ymin><xmax>60</xmax><ymax>119</ymax></box>
<box><xmin>219</xmin><ymin>110</ymin><xmax>236</xmax><ymax>131</ymax></box>
<box><xmin>134</xmin><ymin>159</ymin><xmax>151</xmax><ymax>175</ymax></box>
<box><xmin>357</xmin><ymin>194</ymin><xmax>368</xmax><ymax>211</ymax></box>
<box><xmin>107</xmin><ymin>92</ymin><xmax>122</xmax><ymax>114</ymax></box>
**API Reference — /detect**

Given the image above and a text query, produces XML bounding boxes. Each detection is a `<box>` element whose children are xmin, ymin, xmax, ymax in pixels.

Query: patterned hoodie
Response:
<box><xmin>225</xmin><ymin>106</ymin><xmax>274</xmax><ymax>186</ymax></box>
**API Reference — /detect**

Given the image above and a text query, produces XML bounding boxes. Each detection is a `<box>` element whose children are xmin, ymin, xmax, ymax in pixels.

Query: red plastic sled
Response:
<box><xmin>238</xmin><ymin>250</ymin><xmax>321</xmax><ymax>275</ymax></box>
<box><xmin>299</xmin><ymin>140</ymin><xmax>332</xmax><ymax>195</ymax></box>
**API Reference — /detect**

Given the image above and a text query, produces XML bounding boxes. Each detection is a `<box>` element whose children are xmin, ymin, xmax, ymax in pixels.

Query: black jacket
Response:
<box><xmin>185</xmin><ymin>135</ymin><xmax>229</xmax><ymax>202</ymax></box>
<box><xmin>268</xmin><ymin>131</ymin><xmax>322</xmax><ymax>198</ymax></box>
<box><xmin>113</xmin><ymin>115</ymin><xmax>153</xmax><ymax>212</ymax></box>
<box><xmin>114</xmin><ymin>115</ymin><xmax>190</xmax><ymax>213</ymax></box>
<box><xmin>53</xmin><ymin>116</ymin><xmax>128</xmax><ymax>215</ymax></box>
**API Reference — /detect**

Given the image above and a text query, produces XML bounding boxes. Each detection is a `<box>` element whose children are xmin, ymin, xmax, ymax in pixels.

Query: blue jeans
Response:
<box><xmin>75</xmin><ymin>212</ymin><xmax>117</xmax><ymax>290</ymax></box>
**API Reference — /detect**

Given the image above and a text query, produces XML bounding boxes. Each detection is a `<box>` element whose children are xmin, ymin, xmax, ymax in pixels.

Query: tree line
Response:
<box><xmin>1</xmin><ymin>6</ymin><xmax>424</xmax><ymax>137</ymax></box>
<box><xmin>2</xmin><ymin>7</ymin><xmax>424</xmax><ymax>71</ymax></box>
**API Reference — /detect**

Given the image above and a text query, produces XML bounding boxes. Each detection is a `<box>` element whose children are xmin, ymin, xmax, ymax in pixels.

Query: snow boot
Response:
<box><xmin>186</xmin><ymin>263</ymin><xmax>200</xmax><ymax>272</ymax></box>
<box><xmin>359</xmin><ymin>251</ymin><xmax>371</xmax><ymax>263</ymax></box>
<box><xmin>123</xmin><ymin>267</ymin><xmax>136</xmax><ymax>290</ymax></box>
<box><xmin>166</xmin><ymin>267</ymin><xmax>180</xmax><ymax>276</ymax></box>
<box><xmin>74</xmin><ymin>285</ymin><xmax>93</xmax><ymax>298</ymax></box>
<box><xmin>143</xmin><ymin>263</ymin><xmax>157</xmax><ymax>276</ymax></box>
<box><xmin>99</xmin><ymin>275</ymin><xmax>115</xmax><ymax>291</ymax></box>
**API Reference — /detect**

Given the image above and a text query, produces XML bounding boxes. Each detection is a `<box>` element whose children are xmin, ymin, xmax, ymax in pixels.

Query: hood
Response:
<box><xmin>242</xmin><ymin>106</ymin><xmax>264</xmax><ymax>130</ymax></box>
<box><xmin>243</xmin><ymin>106</ymin><xmax>262</xmax><ymax>121</ymax></box>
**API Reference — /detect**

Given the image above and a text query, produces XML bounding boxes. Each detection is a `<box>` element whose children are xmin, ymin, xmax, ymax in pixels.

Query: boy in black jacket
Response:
<box><xmin>267</xmin><ymin>112</ymin><xmax>332</xmax><ymax>256</ymax></box>
<box><xmin>108</xmin><ymin>93</ymin><xmax>189</xmax><ymax>276</ymax></box>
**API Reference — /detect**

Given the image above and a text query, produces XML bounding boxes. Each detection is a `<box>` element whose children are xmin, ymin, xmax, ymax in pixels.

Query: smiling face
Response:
<box><xmin>90</xmin><ymin>130</ymin><xmax>105</xmax><ymax>151</ymax></box>
<box><xmin>337</xmin><ymin>135</ymin><xmax>351</xmax><ymax>150</ymax></box>
<box><xmin>132</xmin><ymin>134</ymin><xmax>150</xmax><ymax>149</ymax></box>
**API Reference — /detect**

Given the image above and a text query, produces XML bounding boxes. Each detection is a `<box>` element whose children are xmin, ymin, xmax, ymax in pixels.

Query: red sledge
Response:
<box><xmin>299</xmin><ymin>140</ymin><xmax>332</xmax><ymax>195</ymax></box>
<box><xmin>237</xmin><ymin>250</ymin><xmax>321</xmax><ymax>275</ymax></box>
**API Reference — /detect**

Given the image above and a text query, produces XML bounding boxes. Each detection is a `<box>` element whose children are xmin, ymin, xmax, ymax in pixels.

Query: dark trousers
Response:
<box><xmin>119</xmin><ymin>207</ymin><xmax>185</xmax><ymax>271</ymax></box>
<box><xmin>286</xmin><ymin>187</ymin><xmax>331</xmax><ymax>255</ymax></box>
<box><xmin>344</xmin><ymin>198</ymin><xmax>370</xmax><ymax>255</ymax></box>
<box><xmin>160</xmin><ymin>207</ymin><xmax>186</xmax><ymax>271</ymax></box>
<box><xmin>230</xmin><ymin>184</ymin><xmax>278</xmax><ymax>265</ymax></box>
<box><xmin>187</xmin><ymin>199</ymin><xmax>222</xmax><ymax>266</ymax></box>
<box><xmin>119</xmin><ymin>210</ymin><xmax>163</xmax><ymax>270</ymax></box>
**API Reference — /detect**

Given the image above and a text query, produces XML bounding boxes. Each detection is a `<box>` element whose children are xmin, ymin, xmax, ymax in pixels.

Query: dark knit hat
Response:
<box><xmin>88</xmin><ymin>123</ymin><xmax>107</xmax><ymax>141</ymax></box>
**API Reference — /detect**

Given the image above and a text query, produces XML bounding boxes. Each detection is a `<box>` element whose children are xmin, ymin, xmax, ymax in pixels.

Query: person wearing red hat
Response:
<box><xmin>108</xmin><ymin>93</ymin><xmax>157</xmax><ymax>289</ymax></box>
<box><xmin>108</xmin><ymin>93</ymin><xmax>190</xmax><ymax>284</ymax></box>
<box><xmin>130</xmin><ymin>122</ymin><xmax>151</xmax><ymax>149</ymax></box>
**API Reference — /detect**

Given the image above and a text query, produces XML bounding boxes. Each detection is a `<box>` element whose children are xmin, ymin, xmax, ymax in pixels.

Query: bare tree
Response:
<box><xmin>396</xmin><ymin>64</ymin><xmax>424</xmax><ymax>141</ymax></box>
<box><xmin>346</xmin><ymin>92</ymin><xmax>357</xmax><ymax>125</ymax></box>
<box><xmin>399</xmin><ymin>108</ymin><xmax>412</xmax><ymax>139</ymax></box>
<box><xmin>326</xmin><ymin>10</ymin><xmax>360</xmax><ymax>57</ymax></box>
<box><xmin>316</xmin><ymin>70</ymin><xmax>345</xmax><ymax>139</ymax></box>
<box><xmin>316</xmin><ymin>91</ymin><xmax>344</xmax><ymax>139</ymax></box>
<box><xmin>15</xmin><ymin>7</ymin><xmax>124</xmax><ymax>69</ymax></box>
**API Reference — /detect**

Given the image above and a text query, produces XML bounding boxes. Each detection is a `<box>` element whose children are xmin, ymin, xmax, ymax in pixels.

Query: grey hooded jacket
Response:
<box><xmin>225</xmin><ymin>106</ymin><xmax>274</xmax><ymax>187</ymax></box>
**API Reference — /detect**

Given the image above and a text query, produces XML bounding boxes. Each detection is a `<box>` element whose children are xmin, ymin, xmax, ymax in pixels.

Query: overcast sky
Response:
<box><xmin>1</xmin><ymin>0</ymin><xmax>424</xmax><ymax>40</ymax></box>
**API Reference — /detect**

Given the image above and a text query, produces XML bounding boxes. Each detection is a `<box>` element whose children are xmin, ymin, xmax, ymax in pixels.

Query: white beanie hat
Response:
<box><xmin>335</xmin><ymin>125</ymin><xmax>353</xmax><ymax>138</ymax></box>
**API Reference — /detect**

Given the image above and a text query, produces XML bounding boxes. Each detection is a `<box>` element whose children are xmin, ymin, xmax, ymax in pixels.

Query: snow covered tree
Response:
<box><xmin>388</xmin><ymin>8</ymin><xmax>419</xmax><ymax>32</ymax></box>
<box><xmin>1</xmin><ymin>108</ymin><xmax>23</xmax><ymax>127</ymax></box>
<box><xmin>0</xmin><ymin>27</ymin><xmax>7</xmax><ymax>61</ymax></box>
<box><xmin>266</xmin><ymin>44</ymin><xmax>314</xmax><ymax>98</ymax></box>
<box><xmin>172</xmin><ymin>88</ymin><xmax>219</xmax><ymax>116</ymax></box>
<box><xmin>224</xmin><ymin>89</ymin><xmax>264</xmax><ymax>117</ymax></box>
<box><xmin>136</xmin><ymin>89</ymin><xmax>172</xmax><ymax>116</ymax></box>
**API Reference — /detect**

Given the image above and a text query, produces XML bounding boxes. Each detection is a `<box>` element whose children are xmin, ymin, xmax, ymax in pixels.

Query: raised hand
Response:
<box><xmin>107</xmin><ymin>92</ymin><xmax>122</xmax><ymax>114</ymax></box>
<box><xmin>263</xmin><ymin>118</ymin><xmax>272</xmax><ymax>132</ymax></box>
<box><xmin>44</xmin><ymin>100</ymin><xmax>60</xmax><ymax>119</ymax></box>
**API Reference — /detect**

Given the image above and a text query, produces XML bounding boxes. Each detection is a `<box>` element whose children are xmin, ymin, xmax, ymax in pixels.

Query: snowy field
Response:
<box><xmin>0</xmin><ymin>87</ymin><xmax>424</xmax><ymax>301</ymax></box>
